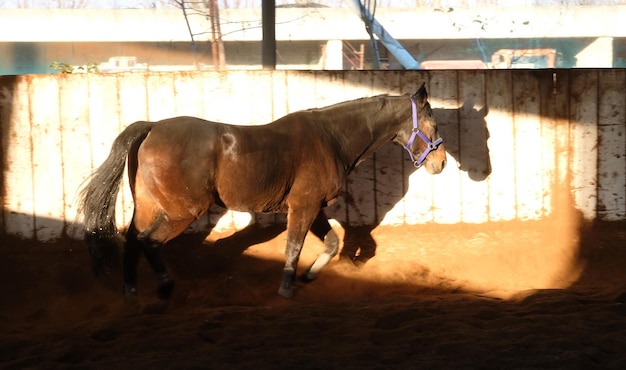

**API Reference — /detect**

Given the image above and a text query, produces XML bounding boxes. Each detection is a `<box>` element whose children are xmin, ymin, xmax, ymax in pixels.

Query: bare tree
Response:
<box><xmin>171</xmin><ymin>0</ymin><xmax>225</xmax><ymax>69</ymax></box>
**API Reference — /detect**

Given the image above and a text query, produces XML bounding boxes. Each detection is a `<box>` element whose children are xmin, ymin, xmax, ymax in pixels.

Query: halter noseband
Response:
<box><xmin>403</xmin><ymin>97</ymin><xmax>443</xmax><ymax>168</ymax></box>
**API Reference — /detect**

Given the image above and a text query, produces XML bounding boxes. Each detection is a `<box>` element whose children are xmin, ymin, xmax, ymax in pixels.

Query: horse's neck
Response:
<box><xmin>325</xmin><ymin>96</ymin><xmax>409</xmax><ymax>172</ymax></box>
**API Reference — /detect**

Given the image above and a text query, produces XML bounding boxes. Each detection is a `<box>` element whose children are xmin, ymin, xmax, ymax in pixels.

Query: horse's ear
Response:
<box><xmin>412</xmin><ymin>82</ymin><xmax>428</xmax><ymax>108</ymax></box>
<box><xmin>479</xmin><ymin>105</ymin><xmax>489</xmax><ymax>117</ymax></box>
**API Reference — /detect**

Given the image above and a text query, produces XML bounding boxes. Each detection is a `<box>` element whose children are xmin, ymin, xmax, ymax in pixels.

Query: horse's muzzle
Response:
<box><xmin>426</xmin><ymin>156</ymin><xmax>447</xmax><ymax>175</ymax></box>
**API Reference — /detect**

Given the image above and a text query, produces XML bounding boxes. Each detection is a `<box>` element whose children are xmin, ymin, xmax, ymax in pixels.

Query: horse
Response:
<box><xmin>78</xmin><ymin>82</ymin><xmax>446</xmax><ymax>299</ymax></box>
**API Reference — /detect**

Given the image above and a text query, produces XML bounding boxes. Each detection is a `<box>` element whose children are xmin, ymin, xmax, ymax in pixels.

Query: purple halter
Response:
<box><xmin>403</xmin><ymin>97</ymin><xmax>443</xmax><ymax>168</ymax></box>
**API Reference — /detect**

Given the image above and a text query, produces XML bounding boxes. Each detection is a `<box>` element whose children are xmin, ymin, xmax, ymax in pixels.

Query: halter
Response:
<box><xmin>403</xmin><ymin>97</ymin><xmax>444</xmax><ymax>168</ymax></box>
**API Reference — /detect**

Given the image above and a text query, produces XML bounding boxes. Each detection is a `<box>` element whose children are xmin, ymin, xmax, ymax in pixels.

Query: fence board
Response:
<box><xmin>597</xmin><ymin>69</ymin><xmax>626</xmax><ymax>220</ymax></box>
<box><xmin>59</xmin><ymin>74</ymin><xmax>91</xmax><ymax>237</ymax></box>
<box><xmin>569</xmin><ymin>70</ymin><xmax>599</xmax><ymax>220</ymax></box>
<box><xmin>513</xmin><ymin>71</ymin><xmax>544</xmax><ymax>220</ymax></box>
<box><xmin>485</xmin><ymin>70</ymin><xmax>516</xmax><ymax>221</ymax></box>
<box><xmin>538</xmin><ymin>70</ymin><xmax>557</xmax><ymax>218</ymax></box>
<box><xmin>427</xmin><ymin>70</ymin><xmax>461</xmax><ymax>224</ymax></box>
<box><xmin>1</xmin><ymin>70</ymin><xmax>625</xmax><ymax>242</ymax></box>
<box><xmin>30</xmin><ymin>75</ymin><xmax>64</xmax><ymax>240</ymax></box>
<box><xmin>553</xmin><ymin>70</ymin><xmax>571</xmax><ymax>197</ymax></box>
<box><xmin>174</xmin><ymin>71</ymin><xmax>205</xmax><ymax>118</ymax></box>
<box><xmin>269</xmin><ymin>70</ymin><xmax>288</xmax><ymax>121</ymax></box>
<box><xmin>246</xmin><ymin>71</ymin><xmax>275</xmax><ymax>125</ymax></box>
<box><xmin>147</xmin><ymin>72</ymin><xmax>176</xmax><ymax>121</ymax></box>
<box><xmin>458</xmin><ymin>70</ymin><xmax>489</xmax><ymax>223</ymax></box>
<box><xmin>3</xmin><ymin>75</ymin><xmax>35</xmax><ymax>238</ymax></box>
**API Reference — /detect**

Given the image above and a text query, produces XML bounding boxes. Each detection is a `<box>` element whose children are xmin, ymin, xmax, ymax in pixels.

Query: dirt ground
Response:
<box><xmin>2</xmin><ymin>216</ymin><xmax>626</xmax><ymax>369</ymax></box>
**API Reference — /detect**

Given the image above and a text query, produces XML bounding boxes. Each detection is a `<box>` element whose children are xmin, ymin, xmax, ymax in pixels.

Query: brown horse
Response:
<box><xmin>78</xmin><ymin>83</ymin><xmax>446</xmax><ymax>299</ymax></box>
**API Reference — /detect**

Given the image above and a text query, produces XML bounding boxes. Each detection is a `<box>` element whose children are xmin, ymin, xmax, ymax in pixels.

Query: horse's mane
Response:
<box><xmin>304</xmin><ymin>94</ymin><xmax>392</xmax><ymax>114</ymax></box>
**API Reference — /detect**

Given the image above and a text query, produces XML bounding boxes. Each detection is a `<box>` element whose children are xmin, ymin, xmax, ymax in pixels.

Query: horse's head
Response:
<box><xmin>395</xmin><ymin>83</ymin><xmax>447</xmax><ymax>175</ymax></box>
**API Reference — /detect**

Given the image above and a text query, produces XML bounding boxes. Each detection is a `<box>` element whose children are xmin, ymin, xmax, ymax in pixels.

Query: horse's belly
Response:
<box><xmin>219</xmin><ymin>196</ymin><xmax>288</xmax><ymax>214</ymax></box>
<box><xmin>215</xmin><ymin>177</ymin><xmax>289</xmax><ymax>214</ymax></box>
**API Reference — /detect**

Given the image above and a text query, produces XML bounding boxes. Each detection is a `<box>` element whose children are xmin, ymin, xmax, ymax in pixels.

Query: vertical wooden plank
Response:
<box><xmin>485</xmin><ymin>70</ymin><xmax>516</xmax><ymax>222</ymax></box>
<box><xmin>425</xmin><ymin>70</ymin><xmax>461</xmax><ymax>225</ymax></box>
<box><xmin>538</xmin><ymin>70</ymin><xmax>558</xmax><ymax>218</ymax></box>
<box><xmin>271</xmin><ymin>70</ymin><xmax>288</xmax><ymax>121</ymax></box>
<box><xmin>512</xmin><ymin>71</ymin><xmax>544</xmax><ymax>220</ymax></box>
<box><xmin>30</xmin><ymin>75</ymin><xmax>64</xmax><ymax>241</ymax></box>
<box><xmin>0</xmin><ymin>76</ymin><xmax>9</xmax><ymax>235</ymax></box>
<box><xmin>371</xmin><ymin>70</ymin><xmax>401</xmax><ymax>95</ymax></box>
<box><xmin>375</xmin><ymin>143</ymin><xmax>406</xmax><ymax>226</ymax></box>
<box><xmin>2</xmin><ymin>75</ymin><xmax>35</xmax><ymax>238</ymax></box>
<box><xmin>312</xmin><ymin>71</ymin><xmax>352</xmax><ymax>109</ymax></box>
<box><xmin>59</xmin><ymin>74</ymin><xmax>91</xmax><ymax>238</ymax></box>
<box><xmin>202</xmin><ymin>71</ymin><xmax>230</xmax><ymax>123</ymax></box>
<box><xmin>342</xmin><ymin>70</ymin><xmax>374</xmax><ymax>101</ymax></box>
<box><xmin>118</xmin><ymin>73</ymin><xmax>148</xmax><ymax>125</ymax></box>
<box><xmin>398</xmin><ymin>70</ymin><xmax>428</xmax><ymax>96</ymax></box>
<box><xmin>597</xmin><ymin>69</ymin><xmax>626</xmax><ymax>220</ymax></box>
<box><xmin>174</xmin><ymin>71</ymin><xmax>205</xmax><ymax>118</ymax></box>
<box><xmin>147</xmin><ymin>72</ymin><xmax>176</xmax><ymax>122</ymax></box>
<box><xmin>458</xmin><ymin>70</ymin><xmax>489</xmax><ymax>223</ymax></box>
<box><xmin>283</xmin><ymin>70</ymin><xmax>316</xmax><ymax>113</ymax></box>
<box><xmin>216</xmin><ymin>70</ymin><xmax>258</xmax><ymax>125</ymax></box>
<box><xmin>569</xmin><ymin>70</ymin><xmax>598</xmax><ymax>220</ymax></box>
<box><xmin>553</xmin><ymin>70</ymin><xmax>571</xmax><ymax>194</ymax></box>
<box><xmin>246</xmin><ymin>70</ymin><xmax>275</xmax><ymax>125</ymax></box>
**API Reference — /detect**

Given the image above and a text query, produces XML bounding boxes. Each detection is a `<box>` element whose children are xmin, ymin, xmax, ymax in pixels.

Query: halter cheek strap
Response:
<box><xmin>403</xmin><ymin>97</ymin><xmax>444</xmax><ymax>168</ymax></box>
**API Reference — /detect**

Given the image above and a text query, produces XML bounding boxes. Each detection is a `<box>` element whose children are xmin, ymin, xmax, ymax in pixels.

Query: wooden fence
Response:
<box><xmin>0</xmin><ymin>70</ymin><xmax>624</xmax><ymax>241</ymax></box>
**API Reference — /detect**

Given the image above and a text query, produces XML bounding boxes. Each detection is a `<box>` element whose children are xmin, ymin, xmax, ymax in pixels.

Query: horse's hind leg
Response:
<box><xmin>140</xmin><ymin>239</ymin><xmax>175</xmax><ymax>300</ymax></box>
<box><xmin>122</xmin><ymin>223</ymin><xmax>142</xmax><ymax>297</ymax></box>
<box><xmin>123</xmin><ymin>215</ymin><xmax>177</xmax><ymax>300</ymax></box>
<box><xmin>302</xmin><ymin>210</ymin><xmax>339</xmax><ymax>281</ymax></box>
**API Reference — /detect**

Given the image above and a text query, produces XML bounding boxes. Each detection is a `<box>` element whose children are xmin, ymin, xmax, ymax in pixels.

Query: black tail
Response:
<box><xmin>78</xmin><ymin>121</ymin><xmax>153</xmax><ymax>276</ymax></box>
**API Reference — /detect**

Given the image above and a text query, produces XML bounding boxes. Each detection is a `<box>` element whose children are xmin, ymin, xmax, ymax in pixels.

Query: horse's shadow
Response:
<box><xmin>170</xmin><ymin>99</ymin><xmax>491</xmax><ymax>272</ymax></box>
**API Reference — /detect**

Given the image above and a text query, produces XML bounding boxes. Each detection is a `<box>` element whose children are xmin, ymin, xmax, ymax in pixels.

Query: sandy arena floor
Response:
<box><xmin>2</xmin><ymin>217</ymin><xmax>626</xmax><ymax>369</ymax></box>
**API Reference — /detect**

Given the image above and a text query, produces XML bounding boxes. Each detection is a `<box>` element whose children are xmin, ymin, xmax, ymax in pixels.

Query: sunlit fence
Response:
<box><xmin>0</xmin><ymin>69</ymin><xmax>623</xmax><ymax>241</ymax></box>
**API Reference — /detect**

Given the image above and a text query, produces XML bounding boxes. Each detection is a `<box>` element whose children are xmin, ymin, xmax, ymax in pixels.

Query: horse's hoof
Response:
<box><xmin>124</xmin><ymin>284</ymin><xmax>138</xmax><ymax>297</ymax></box>
<box><xmin>157</xmin><ymin>279</ymin><xmax>175</xmax><ymax>300</ymax></box>
<box><xmin>123</xmin><ymin>285</ymin><xmax>139</xmax><ymax>305</ymax></box>
<box><xmin>278</xmin><ymin>284</ymin><xmax>294</xmax><ymax>298</ymax></box>
<box><xmin>299</xmin><ymin>272</ymin><xmax>316</xmax><ymax>283</ymax></box>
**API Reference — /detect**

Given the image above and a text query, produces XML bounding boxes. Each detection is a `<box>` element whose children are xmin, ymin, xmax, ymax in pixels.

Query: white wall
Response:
<box><xmin>0</xmin><ymin>70</ymin><xmax>624</xmax><ymax>241</ymax></box>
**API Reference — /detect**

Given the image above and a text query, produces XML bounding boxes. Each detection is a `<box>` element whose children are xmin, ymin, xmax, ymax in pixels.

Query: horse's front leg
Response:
<box><xmin>278</xmin><ymin>206</ymin><xmax>318</xmax><ymax>298</ymax></box>
<box><xmin>303</xmin><ymin>209</ymin><xmax>339</xmax><ymax>281</ymax></box>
